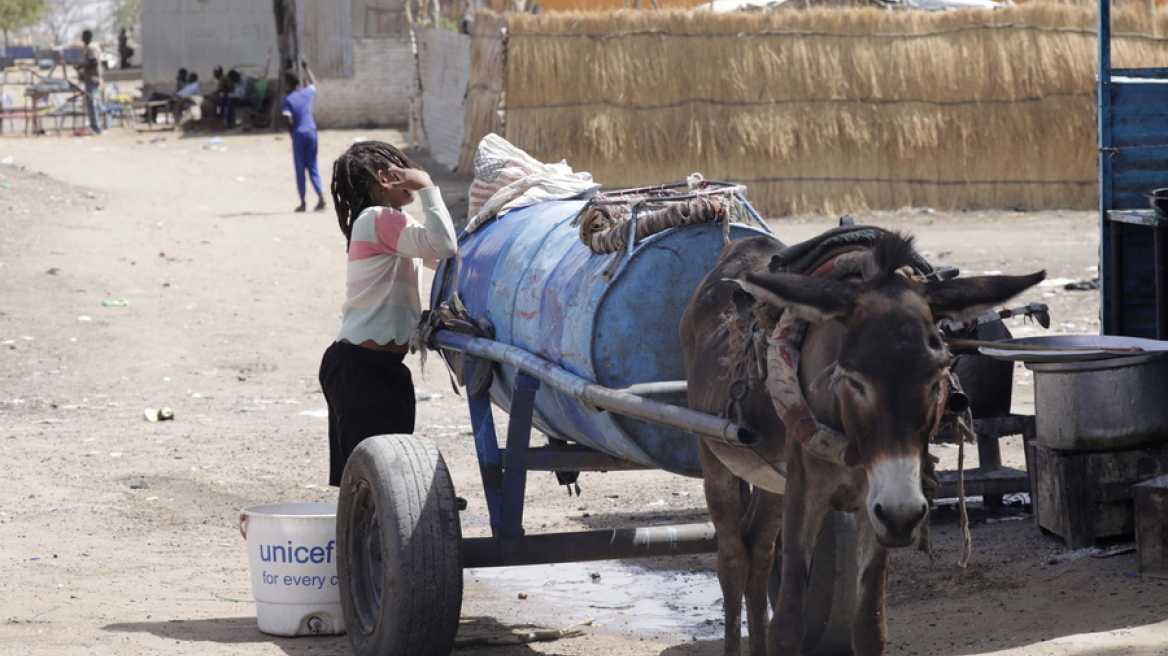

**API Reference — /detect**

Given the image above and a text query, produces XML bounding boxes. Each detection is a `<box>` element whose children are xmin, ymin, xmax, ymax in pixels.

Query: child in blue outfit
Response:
<box><xmin>282</xmin><ymin>62</ymin><xmax>326</xmax><ymax>213</ymax></box>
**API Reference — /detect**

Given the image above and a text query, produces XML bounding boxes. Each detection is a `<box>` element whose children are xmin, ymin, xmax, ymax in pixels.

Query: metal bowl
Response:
<box><xmin>1147</xmin><ymin>188</ymin><xmax>1168</xmax><ymax>216</ymax></box>
<box><xmin>978</xmin><ymin>334</ymin><xmax>1168</xmax><ymax>363</ymax></box>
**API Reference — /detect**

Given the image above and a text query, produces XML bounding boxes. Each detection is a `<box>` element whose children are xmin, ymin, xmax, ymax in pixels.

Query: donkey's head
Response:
<box><xmin>740</xmin><ymin>232</ymin><xmax>1044</xmax><ymax>547</ymax></box>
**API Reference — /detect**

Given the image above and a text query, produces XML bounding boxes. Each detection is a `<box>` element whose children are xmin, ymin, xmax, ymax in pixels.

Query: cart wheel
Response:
<box><xmin>337</xmin><ymin>434</ymin><xmax>463</xmax><ymax>656</ymax></box>
<box><xmin>769</xmin><ymin>509</ymin><xmax>858</xmax><ymax>656</ymax></box>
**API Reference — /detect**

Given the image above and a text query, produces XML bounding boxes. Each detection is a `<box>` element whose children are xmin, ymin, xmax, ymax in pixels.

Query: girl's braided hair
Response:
<box><xmin>330</xmin><ymin>141</ymin><xmax>418</xmax><ymax>248</ymax></box>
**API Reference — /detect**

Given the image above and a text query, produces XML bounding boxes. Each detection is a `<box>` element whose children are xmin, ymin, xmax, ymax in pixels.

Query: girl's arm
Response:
<box><xmin>370</xmin><ymin>189</ymin><xmax>457</xmax><ymax>260</ymax></box>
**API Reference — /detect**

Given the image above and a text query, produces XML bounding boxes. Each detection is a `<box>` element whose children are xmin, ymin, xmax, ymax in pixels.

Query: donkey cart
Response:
<box><xmin>331</xmin><ymin>181</ymin><xmax>1021</xmax><ymax>656</ymax></box>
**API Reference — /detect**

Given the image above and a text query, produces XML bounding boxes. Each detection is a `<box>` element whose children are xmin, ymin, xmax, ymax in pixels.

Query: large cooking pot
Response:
<box><xmin>983</xmin><ymin>335</ymin><xmax>1168</xmax><ymax>451</ymax></box>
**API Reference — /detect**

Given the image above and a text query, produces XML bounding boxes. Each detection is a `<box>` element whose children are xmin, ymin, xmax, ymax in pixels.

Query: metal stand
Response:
<box><xmin>1105</xmin><ymin>210</ymin><xmax>1168</xmax><ymax>340</ymax></box>
<box><xmin>459</xmin><ymin>350</ymin><xmax>715</xmax><ymax>568</ymax></box>
<box><xmin>935</xmin><ymin>415</ymin><xmax>1036</xmax><ymax>506</ymax></box>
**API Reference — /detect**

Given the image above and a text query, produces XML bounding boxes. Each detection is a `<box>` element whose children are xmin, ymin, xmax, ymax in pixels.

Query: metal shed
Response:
<box><xmin>1098</xmin><ymin>0</ymin><xmax>1168</xmax><ymax>339</ymax></box>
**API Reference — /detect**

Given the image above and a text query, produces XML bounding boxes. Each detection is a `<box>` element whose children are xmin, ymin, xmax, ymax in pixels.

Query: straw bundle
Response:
<box><xmin>459</xmin><ymin>11</ymin><xmax>508</xmax><ymax>172</ymax></box>
<box><xmin>467</xmin><ymin>3</ymin><xmax>1168</xmax><ymax>215</ymax></box>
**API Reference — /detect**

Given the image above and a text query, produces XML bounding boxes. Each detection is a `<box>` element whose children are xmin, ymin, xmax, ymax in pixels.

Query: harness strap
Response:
<box><xmin>761</xmin><ymin>250</ymin><xmax>865</xmax><ymax>467</ymax></box>
<box><xmin>765</xmin><ymin>313</ymin><xmax>854</xmax><ymax>467</ymax></box>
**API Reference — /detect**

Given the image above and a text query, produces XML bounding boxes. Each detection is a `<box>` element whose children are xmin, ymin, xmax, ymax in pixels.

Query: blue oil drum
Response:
<box><xmin>432</xmin><ymin>199</ymin><xmax>773</xmax><ymax>477</ymax></box>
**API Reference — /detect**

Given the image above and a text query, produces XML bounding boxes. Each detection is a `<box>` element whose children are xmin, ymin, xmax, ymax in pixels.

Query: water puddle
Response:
<box><xmin>463</xmin><ymin>559</ymin><xmax>741</xmax><ymax>641</ymax></box>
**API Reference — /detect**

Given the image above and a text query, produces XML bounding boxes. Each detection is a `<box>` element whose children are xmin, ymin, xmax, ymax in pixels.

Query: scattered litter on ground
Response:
<box><xmin>78</xmin><ymin>315</ymin><xmax>91</xmax><ymax>321</ymax></box>
<box><xmin>984</xmin><ymin>515</ymin><xmax>1029</xmax><ymax>524</ymax></box>
<box><xmin>101</xmin><ymin>299</ymin><xmax>128</xmax><ymax>307</ymax></box>
<box><xmin>1065</xmin><ymin>279</ymin><xmax>1100</xmax><ymax>291</ymax></box>
<box><xmin>27</xmin><ymin>606</ymin><xmax>59</xmax><ymax>622</ymax></box>
<box><xmin>452</xmin><ymin>619</ymin><xmax>593</xmax><ymax>648</ymax></box>
<box><xmin>144</xmin><ymin>407</ymin><xmax>174</xmax><ymax>422</ymax></box>
<box><xmin>299</xmin><ymin>409</ymin><xmax>328</xmax><ymax>418</ymax></box>
<box><xmin>1049</xmin><ymin>547</ymin><xmax>1106</xmax><ymax>564</ymax></box>
<box><xmin>1092</xmin><ymin>545</ymin><xmax>1137</xmax><ymax>559</ymax></box>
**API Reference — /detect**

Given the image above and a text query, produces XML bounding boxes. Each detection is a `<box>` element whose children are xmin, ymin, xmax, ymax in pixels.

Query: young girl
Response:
<box><xmin>320</xmin><ymin>141</ymin><xmax>458</xmax><ymax>486</ymax></box>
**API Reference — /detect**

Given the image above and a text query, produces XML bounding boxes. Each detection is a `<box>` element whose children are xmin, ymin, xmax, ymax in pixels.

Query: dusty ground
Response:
<box><xmin>1</xmin><ymin>124</ymin><xmax>1166</xmax><ymax>656</ymax></box>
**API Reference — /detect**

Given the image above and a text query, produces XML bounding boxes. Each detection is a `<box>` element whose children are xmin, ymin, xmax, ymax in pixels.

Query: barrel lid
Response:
<box><xmin>978</xmin><ymin>335</ymin><xmax>1168</xmax><ymax>362</ymax></box>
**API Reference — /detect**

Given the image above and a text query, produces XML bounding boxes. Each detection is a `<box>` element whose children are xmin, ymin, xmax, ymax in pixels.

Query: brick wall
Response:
<box><xmin>314</xmin><ymin>36</ymin><xmax>415</xmax><ymax>129</ymax></box>
<box><xmin>415</xmin><ymin>28</ymin><xmax>472</xmax><ymax>171</ymax></box>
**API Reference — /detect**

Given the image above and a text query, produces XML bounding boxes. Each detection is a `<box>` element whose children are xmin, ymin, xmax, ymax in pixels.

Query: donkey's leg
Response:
<box><xmin>852</xmin><ymin>518</ymin><xmax>891</xmax><ymax>656</ymax></box>
<box><xmin>742</xmin><ymin>488</ymin><xmax>783</xmax><ymax>656</ymax></box>
<box><xmin>767</xmin><ymin>450</ymin><xmax>829</xmax><ymax>656</ymax></box>
<box><xmin>699</xmin><ymin>441</ymin><xmax>750</xmax><ymax>656</ymax></box>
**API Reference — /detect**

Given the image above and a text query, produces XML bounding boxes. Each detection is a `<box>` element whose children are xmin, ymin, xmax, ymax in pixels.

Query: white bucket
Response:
<box><xmin>238</xmin><ymin>502</ymin><xmax>346</xmax><ymax>637</ymax></box>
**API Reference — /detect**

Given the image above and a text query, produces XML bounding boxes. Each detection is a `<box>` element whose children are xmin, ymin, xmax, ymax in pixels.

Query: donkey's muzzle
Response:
<box><xmin>873</xmin><ymin>500</ymin><xmax>929</xmax><ymax>547</ymax></box>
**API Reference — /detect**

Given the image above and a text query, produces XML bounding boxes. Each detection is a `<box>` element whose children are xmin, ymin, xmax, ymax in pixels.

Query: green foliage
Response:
<box><xmin>0</xmin><ymin>0</ymin><xmax>46</xmax><ymax>33</ymax></box>
<box><xmin>107</xmin><ymin>0</ymin><xmax>140</xmax><ymax>29</ymax></box>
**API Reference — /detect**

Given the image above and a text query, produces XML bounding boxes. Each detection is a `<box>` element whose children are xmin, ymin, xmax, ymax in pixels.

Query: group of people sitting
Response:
<box><xmin>143</xmin><ymin>66</ymin><xmax>264</xmax><ymax>128</ymax></box>
<box><xmin>143</xmin><ymin>67</ymin><xmax>199</xmax><ymax>124</ymax></box>
<box><xmin>212</xmin><ymin>65</ymin><xmax>262</xmax><ymax>129</ymax></box>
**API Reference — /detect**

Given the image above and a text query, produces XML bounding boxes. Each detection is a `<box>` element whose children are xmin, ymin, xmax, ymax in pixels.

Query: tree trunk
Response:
<box><xmin>271</xmin><ymin>0</ymin><xmax>299</xmax><ymax>130</ymax></box>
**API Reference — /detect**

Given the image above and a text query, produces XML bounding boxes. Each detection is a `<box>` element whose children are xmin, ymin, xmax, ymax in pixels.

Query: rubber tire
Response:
<box><xmin>337</xmin><ymin>434</ymin><xmax>463</xmax><ymax>656</ymax></box>
<box><xmin>769</xmin><ymin>509</ymin><xmax>859</xmax><ymax>656</ymax></box>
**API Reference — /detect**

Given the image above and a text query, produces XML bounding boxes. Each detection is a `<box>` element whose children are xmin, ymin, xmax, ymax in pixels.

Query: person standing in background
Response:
<box><xmin>282</xmin><ymin>58</ymin><xmax>325</xmax><ymax>212</ymax></box>
<box><xmin>117</xmin><ymin>28</ymin><xmax>134</xmax><ymax>68</ymax></box>
<box><xmin>78</xmin><ymin>29</ymin><xmax>103</xmax><ymax>135</ymax></box>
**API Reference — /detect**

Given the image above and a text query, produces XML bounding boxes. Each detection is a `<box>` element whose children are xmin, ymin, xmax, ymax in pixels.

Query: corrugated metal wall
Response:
<box><xmin>417</xmin><ymin>27</ymin><xmax>471</xmax><ymax>170</ymax></box>
<box><xmin>141</xmin><ymin>0</ymin><xmax>415</xmax><ymax>127</ymax></box>
<box><xmin>297</xmin><ymin>0</ymin><xmax>355</xmax><ymax>78</ymax></box>
<box><xmin>141</xmin><ymin>0</ymin><xmax>278</xmax><ymax>92</ymax></box>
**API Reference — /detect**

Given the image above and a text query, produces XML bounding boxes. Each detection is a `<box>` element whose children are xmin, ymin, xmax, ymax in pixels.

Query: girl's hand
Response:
<box><xmin>382</xmin><ymin>166</ymin><xmax>434</xmax><ymax>191</ymax></box>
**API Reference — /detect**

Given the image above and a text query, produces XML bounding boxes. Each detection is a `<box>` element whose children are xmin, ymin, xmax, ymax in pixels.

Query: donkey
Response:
<box><xmin>680</xmin><ymin>230</ymin><xmax>1043</xmax><ymax>656</ymax></box>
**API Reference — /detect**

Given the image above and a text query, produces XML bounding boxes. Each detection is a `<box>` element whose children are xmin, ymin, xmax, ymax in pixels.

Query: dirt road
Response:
<box><xmin>1</xmin><ymin>126</ymin><xmax>1166</xmax><ymax>656</ymax></box>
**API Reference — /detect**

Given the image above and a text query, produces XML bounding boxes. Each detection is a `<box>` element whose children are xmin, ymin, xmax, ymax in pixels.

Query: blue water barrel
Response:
<box><xmin>432</xmin><ymin>199</ymin><xmax>772</xmax><ymax>477</ymax></box>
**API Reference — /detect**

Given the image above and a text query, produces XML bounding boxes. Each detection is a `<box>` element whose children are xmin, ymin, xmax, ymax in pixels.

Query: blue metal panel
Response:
<box><xmin>1114</xmin><ymin>68</ymin><xmax>1168</xmax><ymax>79</ymax></box>
<box><xmin>1098</xmin><ymin>0</ymin><xmax>1168</xmax><ymax>336</ymax></box>
<box><xmin>1110</xmin><ymin>83</ymin><xmax>1168</xmax><ymax>147</ymax></box>
<box><xmin>1108</xmin><ymin>147</ymin><xmax>1168</xmax><ymax>210</ymax></box>
<box><xmin>435</xmin><ymin>199</ymin><xmax>773</xmax><ymax>476</ymax></box>
<box><xmin>1101</xmin><ymin>71</ymin><xmax>1168</xmax><ymax>336</ymax></box>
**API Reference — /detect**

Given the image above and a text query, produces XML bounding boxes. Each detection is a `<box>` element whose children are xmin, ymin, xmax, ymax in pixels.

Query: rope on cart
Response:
<box><xmin>572</xmin><ymin>176</ymin><xmax>751</xmax><ymax>254</ymax></box>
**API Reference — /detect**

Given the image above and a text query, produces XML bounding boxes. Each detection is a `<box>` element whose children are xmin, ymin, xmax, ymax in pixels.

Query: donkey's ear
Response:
<box><xmin>740</xmin><ymin>270</ymin><xmax>859</xmax><ymax>323</ymax></box>
<box><xmin>925</xmin><ymin>271</ymin><xmax>1046</xmax><ymax>323</ymax></box>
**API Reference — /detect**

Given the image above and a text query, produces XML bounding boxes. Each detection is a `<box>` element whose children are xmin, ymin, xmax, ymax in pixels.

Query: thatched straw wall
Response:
<box><xmin>466</xmin><ymin>4</ymin><xmax>1168</xmax><ymax>216</ymax></box>
<box><xmin>459</xmin><ymin>11</ymin><xmax>508</xmax><ymax>172</ymax></box>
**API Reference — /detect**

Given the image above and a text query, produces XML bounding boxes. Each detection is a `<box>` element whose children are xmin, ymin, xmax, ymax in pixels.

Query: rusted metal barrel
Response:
<box><xmin>432</xmin><ymin>198</ymin><xmax>771</xmax><ymax>477</ymax></box>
